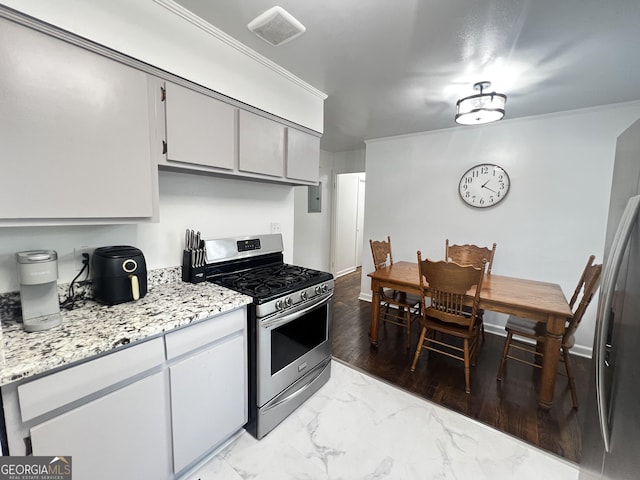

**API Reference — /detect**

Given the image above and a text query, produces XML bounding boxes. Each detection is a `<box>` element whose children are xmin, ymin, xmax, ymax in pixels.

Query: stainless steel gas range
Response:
<box><xmin>202</xmin><ymin>234</ymin><xmax>333</xmax><ymax>439</ymax></box>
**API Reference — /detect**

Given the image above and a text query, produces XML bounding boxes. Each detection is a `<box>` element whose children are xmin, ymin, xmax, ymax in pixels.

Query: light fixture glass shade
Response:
<box><xmin>455</xmin><ymin>82</ymin><xmax>507</xmax><ymax>125</ymax></box>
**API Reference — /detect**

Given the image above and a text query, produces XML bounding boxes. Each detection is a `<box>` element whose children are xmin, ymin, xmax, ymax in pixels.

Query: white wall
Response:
<box><xmin>293</xmin><ymin>149</ymin><xmax>365</xmax><ymax>272</ymax></box>
<box><xmin>293</xmin><ymin>151</ymin><xmax>333</xmax><ymax>271</ymax></box>
<box><xmin>360</xmin><ymin>101</ymin><xmax>640</xmax><ymax>357</ymax></box>
<box><xmin>0</xmin><ymin>171</ymin><xmax>294</xmax><ymax>294</ymax></box>
<box><xmin>1</xmin><ymin>0</ymin><xmax>325</xmax><ymax>132</ymax></box>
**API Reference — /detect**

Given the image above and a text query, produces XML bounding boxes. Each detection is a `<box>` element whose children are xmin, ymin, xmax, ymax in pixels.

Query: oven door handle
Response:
<box><xmin>261</xmin><ymin>293</ymin><xmax>333</xmax><ymax>330</ymax></box>
<box><xmin>261</xmin><ymin>359</ymin><xmax>331</xmax><ymax>412</ymax></box>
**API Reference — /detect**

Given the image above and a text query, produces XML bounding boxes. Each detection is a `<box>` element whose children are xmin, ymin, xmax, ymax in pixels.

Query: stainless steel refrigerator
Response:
<box><xmin>580</xmin><ymin>118</ymin><xmax>640</xmax><ymax>479</ymax></box>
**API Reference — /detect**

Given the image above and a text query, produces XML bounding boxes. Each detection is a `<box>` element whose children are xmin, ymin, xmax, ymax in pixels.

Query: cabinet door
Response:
<box><xmin>0</xmin><ymin>17</ymin><xmax>155</xmax><ymax>221</ymax></box>
<box><xmin>30</xmin><ymin>372</ymin><xmax>171</xmax><ymax>480</ymax></box>
<box><xmin>286</xmin><ymin>128</ymin><xmax>320</xmax><ymax>182</ymax></box>
<box><xmin>164</xmin><ymin>82</ymin><xmax>236</xmax><ymax>170</ymax></box>
<box><xmin>238</xmin><ymin>110</ymin><xmax>285</xmax><ymax>177</ymax></box>
<box><xmin>169</xmin><ymin>332</ymin><xmax>247</xmax><ymax>474</ymax></box>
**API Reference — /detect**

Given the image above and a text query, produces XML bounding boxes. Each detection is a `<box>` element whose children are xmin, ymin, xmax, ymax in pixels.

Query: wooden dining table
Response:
<box><xmin>368</xmin><ymin>261</ymin><xmax>573</xmax><ymax>408</ymax></box>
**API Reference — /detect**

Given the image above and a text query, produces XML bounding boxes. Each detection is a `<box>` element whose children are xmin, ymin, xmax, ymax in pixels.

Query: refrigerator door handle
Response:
<box><xmin>604</xmin><ymin>342</ymin><xmax>612</xmax><ymax>367</ymax></box>
<box><xmin>595</xmin><ymin>195</ymin><xmax>640</xmax><ymax>452</ymax></box>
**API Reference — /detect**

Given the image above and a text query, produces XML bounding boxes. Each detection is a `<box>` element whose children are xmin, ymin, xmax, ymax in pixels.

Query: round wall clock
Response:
<box><xmin>458</xmin><ymin>163</ymin><xmax>510</xmax><ymax>208</ymax></box>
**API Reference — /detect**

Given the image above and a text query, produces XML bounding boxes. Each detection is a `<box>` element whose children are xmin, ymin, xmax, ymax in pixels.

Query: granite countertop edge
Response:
<box><xmin>0</xmin><ymin>267</ymin><xmax>252</xmax><ymax>386</ymax></box>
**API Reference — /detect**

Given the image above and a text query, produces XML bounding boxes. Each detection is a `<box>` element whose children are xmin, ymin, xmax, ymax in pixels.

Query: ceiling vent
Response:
<box><xmin>247</xmin><ymin>6</ymin><xmax>306</xmax><ymax>46</ymax></box>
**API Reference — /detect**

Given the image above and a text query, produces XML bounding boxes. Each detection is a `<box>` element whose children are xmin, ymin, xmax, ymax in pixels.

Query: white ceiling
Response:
<box><xmin>173</xmin><ymin>0</ymin><xmax>640</xmax><ymax>152</ymax></box>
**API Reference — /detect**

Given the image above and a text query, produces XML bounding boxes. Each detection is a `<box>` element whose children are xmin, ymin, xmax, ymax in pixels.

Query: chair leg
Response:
<box><xmin>405</xmin><ymin>308</ymin><xmax>411</xmax><ymax>350</ymax></box>
<box><xmin>463</xmin><ymin>339</ymin><xmax>471</xmax><ymax>394</ymax></box>
<box><xmin>382</xmin><ymin>302</ymin><xmax>390</xmax><ymax>330</ymax></box>
<box><xmin>471</xmin><ymin>333</ymin><xmax>479</xmax><ymax>367</ymax></box>
<box><xmin>563</xmin><ymin>347</ymin><xmax>579</xmax><ymax>409</ymax></box>
<box><xmin>497</xmin><ymin>332</ymin><xmax>513</xmax><ymax>381</ymax></box>
<box><xmin>410</xmin><ymin>327</ymin><xmax>427</xmax><ymax>371</ymax></box>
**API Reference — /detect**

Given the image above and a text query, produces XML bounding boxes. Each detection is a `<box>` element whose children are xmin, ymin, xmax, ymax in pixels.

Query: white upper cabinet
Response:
<box><xmin>286</xmin><ymin>128</ymin><xmax>321</xmax><ymax>183</ymax></box>
<box><xmin>0</xmin><ymin>16</ymin><xmax>157</xmax><ymax>225</ymax></box>
<box><xmin>238</xmin><ymin>110</ymin><xmax>285</xmax><ymax>178</ymax></box>
<box><xmin>162</xmin><ymin>81</ymin><xmax>236</xmax><ymax>170</ymax></box>
<box><xmin>156</xmin><ymin>80</ymin><xmax>320</xmax><ymax>185</ymax></box>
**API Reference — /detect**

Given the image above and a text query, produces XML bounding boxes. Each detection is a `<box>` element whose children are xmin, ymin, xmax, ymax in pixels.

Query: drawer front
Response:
<box><xmin>18</xmin><ymin>337</ymin><xmax>165</xmax><ymax>422</ymax></box>
<box><xmin>165</xmin><ymin>307</ymin><xmax>246</xmax><ymax>360</ymax></box>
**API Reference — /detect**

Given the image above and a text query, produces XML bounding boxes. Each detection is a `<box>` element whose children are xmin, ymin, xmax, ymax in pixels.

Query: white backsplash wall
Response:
<box><xmin>0</xmin><ymin>170</ymin><xmax>294</xmax><ymax>294</ymax></box>
<box><xmin>360</xmin><ymin>101</ymin><xmax>640</xmax><ymax>358</ymax></box>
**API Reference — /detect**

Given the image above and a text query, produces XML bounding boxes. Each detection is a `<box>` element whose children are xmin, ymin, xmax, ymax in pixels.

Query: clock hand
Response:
<box><xmin>482</xmin><ymin>184</ymin><xmax>498</xmax><ymax>194</ymax></box>
<box><xmin>481</xmin><ymin>179</ymin><xmax>490</xmax><ymax>188</ymax></box>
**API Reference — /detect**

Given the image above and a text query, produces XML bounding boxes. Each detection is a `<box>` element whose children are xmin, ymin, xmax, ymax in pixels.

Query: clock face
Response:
<box><xmin>458</xmin><ymin>163</ymin><xmax>510</xmax><ymax>208</ymax></box>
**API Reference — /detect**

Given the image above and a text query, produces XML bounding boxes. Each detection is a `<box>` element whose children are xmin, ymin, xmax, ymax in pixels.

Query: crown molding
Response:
<box><xmin>152</xmin><ymin>0</ymin><xmax>327</xmax><ymax>100</ymax></box>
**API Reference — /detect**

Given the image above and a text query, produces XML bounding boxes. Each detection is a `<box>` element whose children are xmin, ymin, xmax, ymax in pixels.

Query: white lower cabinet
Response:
<box><xmin>169</xmin><ymin>332</ymin><xmax>246</xmax><ymax>473</ymax></box>
<box><xmin>165</xmin><ymin>307</ymin><xmax>247</xmax><ymax>475</ymax></box>
<box><xmin>30</xmin><ymin>372</ymin><xmax>171</xmax><ymax>480</ymax></box>
<box><xmin>0</xmin><ymin>307</ymin><xmax>248</xmax><ymax>479</ymax></box>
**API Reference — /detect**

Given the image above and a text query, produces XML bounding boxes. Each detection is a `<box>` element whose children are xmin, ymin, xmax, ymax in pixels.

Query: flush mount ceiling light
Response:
<box><xmin>455</xmin><ymin>81</ymin><xmax>507</xmax><ymax>125</ymax></box>
<box><xmin>247</xmin><ymin>6</ymin><xmax>306</xmax><ymax>46</ymax></box>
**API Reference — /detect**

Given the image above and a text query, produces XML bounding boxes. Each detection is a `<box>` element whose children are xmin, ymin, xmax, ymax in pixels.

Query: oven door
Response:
<box><xmin>256</xmin><ymin>291</ymin><xmax>333</xmax><ymax>406</ymax></box>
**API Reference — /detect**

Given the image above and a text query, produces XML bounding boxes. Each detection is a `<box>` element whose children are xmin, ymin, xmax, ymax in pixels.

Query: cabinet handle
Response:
<box><xmin>162</xmin><ymin>141</ymin><xmax>167</xmax><ymax>155</ymax></box>
<box><xmin>160</xmin><ymin>86</ymin><xmax>166</xmax><ymax>101</ymax></box>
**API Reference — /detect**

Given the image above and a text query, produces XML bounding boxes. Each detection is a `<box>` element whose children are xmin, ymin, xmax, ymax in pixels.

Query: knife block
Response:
<box><xmin>181</xmin><ymin>250</ymin><xmax>206</xmax><ymax>283</ymax></box>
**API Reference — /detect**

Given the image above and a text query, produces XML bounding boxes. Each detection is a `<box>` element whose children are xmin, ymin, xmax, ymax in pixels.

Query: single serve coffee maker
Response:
<box><xmin>16</xmin><ymin>250</ymin><xmax>62</xmax><ymax>332</ymax></box>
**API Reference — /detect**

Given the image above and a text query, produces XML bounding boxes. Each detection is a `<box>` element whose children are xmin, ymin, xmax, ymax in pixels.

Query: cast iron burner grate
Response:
<box><xmin>213</xmin><ymin>263</ymin><xmax>331</xmax><ymax>302</ymax></box>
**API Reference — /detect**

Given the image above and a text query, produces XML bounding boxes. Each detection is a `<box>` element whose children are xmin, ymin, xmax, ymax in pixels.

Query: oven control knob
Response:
<box><xmin>300</xmin><ymin>291</ymin><xmax>308</xmax><ymax>301</ymax></box>
<box><xmin>285</xmin><ymin>297</ymin><xmax>292</xmax><ymax>307</ymax></box>
<box><xmin>275</xmin><ymin>299</ymin><xmax>284</xmax><ymax>311</ymax></box>
<box><xmin>321</xmin><ymin>284</ymin><xmax>328</xmax><ymax>293</ymax></box>
<box><xmin>315</xmin><ymin>285</ymin><xmax>321</xmax><ymax>295</ymax></box>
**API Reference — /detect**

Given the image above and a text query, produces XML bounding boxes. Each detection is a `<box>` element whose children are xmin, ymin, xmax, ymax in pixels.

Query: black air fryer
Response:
<box><xmin>91</xmin><ymin>246</ymin><xmax>147</xmax><ymax>306</ymax></box>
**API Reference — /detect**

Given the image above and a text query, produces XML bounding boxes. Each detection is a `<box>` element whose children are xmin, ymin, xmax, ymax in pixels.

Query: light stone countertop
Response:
<box><xmin>0</xmin><ymin>267</ymin><xmax>252</xmax><ymax>386</ymax></box>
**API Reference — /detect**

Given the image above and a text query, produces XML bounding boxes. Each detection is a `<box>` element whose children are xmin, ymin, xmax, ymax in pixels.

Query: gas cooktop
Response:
<box><xmin>212</xmin><ymin>263</ymin><xmax>333</xmax><ymax>303</ymax></box>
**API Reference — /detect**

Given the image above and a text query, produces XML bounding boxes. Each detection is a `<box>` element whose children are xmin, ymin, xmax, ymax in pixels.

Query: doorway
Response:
<box><xmin>332</xmin><ymin>172</ymin><xmax>366</xmax><ymax>277</ymax></box>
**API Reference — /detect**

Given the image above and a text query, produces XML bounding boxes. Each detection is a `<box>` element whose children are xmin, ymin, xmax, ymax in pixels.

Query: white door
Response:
<box><xmin>334</xmin><ymin>172</ymin><xmax>366</xmax><ymax>277</ymax></box>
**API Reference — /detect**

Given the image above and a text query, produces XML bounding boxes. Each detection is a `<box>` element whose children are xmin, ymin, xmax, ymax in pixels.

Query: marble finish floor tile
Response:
<box><xmin>186</xmin><ymin>360</ymin><xmax>579</xmax><ymax>480</ymax></box>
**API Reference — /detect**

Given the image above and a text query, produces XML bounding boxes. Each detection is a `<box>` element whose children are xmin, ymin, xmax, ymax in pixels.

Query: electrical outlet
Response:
<box><xmin>73</xmin><ymin>246</ymin><xmax>94</xmax><ymax>271</ymax></box>
<box><xmin>270</xmin><ymin>222</ymin><xmax>282</xmax><ymax>234</ymax></box>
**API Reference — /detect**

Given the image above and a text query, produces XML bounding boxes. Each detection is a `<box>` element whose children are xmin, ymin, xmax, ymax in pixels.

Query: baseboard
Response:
<box><xmin>336</xmin><ymin>267</ymin><xmax>357</xmax><ymax>278</ymax></box>
<box><xmin>358</xmin><ymin>291</ymin><xmax>372</xmax><ymax>302</ymax></box>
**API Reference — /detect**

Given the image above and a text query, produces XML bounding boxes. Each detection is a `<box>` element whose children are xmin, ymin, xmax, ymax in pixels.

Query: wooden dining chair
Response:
<box><xmin>369</xmin><ymin>236</ymin><xmax>420</xmax><ymax>349</ymax></box>
<box><xmin>445</xmin><ymin>239</ymin><xmax>497</xmax><ymax>274</ymax></box>
<box><xmin>410</xmin><ymin>253</ymin><xmax>486</xmax><ymax>394</ymax></box>
<box><xmin>496</xmin><ymin>255</ymin><xmax>602</xmax><ymax>408</ymax></box>
<box><xmin>445</xmin><ymin>239</ymin><xmax>497</xmax><ymax>341</ymax></box>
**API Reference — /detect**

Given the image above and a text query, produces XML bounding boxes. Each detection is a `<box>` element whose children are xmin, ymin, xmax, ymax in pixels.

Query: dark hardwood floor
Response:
<box><xmin>332</xmin><ymin>268</ymin><xmax>589</xmax><ymax>463</ymax></box>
